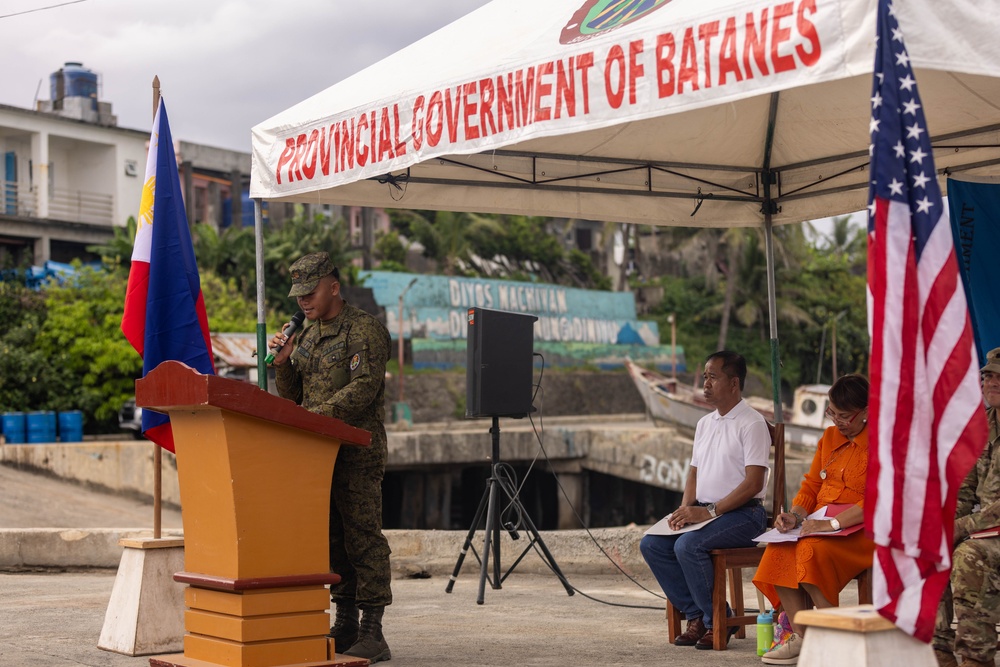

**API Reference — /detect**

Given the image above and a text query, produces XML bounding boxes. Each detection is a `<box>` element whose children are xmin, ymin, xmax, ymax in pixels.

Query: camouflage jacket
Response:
<box><xmin>275</xmin><ymin>301</ymin><xmax>390</xmax><ymax>468</ymax></box>
<box><xmin>955</xmin><ymin>406</ymin><xmax>1000</xmax><ymax>540</ymax></box>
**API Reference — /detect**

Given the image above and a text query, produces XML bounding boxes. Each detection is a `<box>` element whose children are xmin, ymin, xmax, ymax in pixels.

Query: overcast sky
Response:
<box><xmin>1</xmin><ymin>0</ymin><xmax>491</xmax><ymax>152</ymax></box>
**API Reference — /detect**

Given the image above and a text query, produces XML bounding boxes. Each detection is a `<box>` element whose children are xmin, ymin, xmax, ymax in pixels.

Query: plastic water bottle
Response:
<box><xmin>756</xmin><ymin>610</ymin><xmax>774</xmax><ymax>656</ymax></box>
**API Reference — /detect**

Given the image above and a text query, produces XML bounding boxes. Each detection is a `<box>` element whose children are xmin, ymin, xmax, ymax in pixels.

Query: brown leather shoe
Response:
<box><xmin>933</xmin><ymin>650</ymin><xmax>958</xmax><ymax>667</ymax></box>
<box><xmin>673</xmin><ymin>617</ymin><xmax>707</xmax><ymax>646</ymax></box>
<box><xmin>694</xmin><ymin>623</ymin><xmax>739</xmax><ymax>650</ymax></box>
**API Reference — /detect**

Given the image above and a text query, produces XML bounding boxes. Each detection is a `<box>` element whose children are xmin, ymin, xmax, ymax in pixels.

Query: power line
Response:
<box><xmin>0</xmin><ymin>0</ymin><xmax>88</xmax><ymax>20</ymax></box>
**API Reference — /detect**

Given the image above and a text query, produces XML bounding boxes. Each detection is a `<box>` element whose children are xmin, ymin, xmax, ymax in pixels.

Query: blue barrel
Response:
<box><xmin>44</xmin><ymin>411</ymin><xmax>57</xmax><ymax>441</ymax></box>
<box><xmin>2</xmin><ymin>412</ymin><xmax>26</xmax><ymax>444</ymax></box>
<box><xmin>58</xmin><ymin>410</ymin><xmax>84</xmax><ymax>443</ymax></box>
<box><xmin>26</xmin><ymin>411</ymin><xmax>56</xmax><ymax>444</ymax></box>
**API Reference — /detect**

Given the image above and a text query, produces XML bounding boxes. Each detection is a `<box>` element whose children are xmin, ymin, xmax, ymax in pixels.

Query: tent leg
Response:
<box><xmin>764</xmin><ymin>213</ymin><xmax>783</xmax><ymax>424</ymax></box>
<box><xmin>254</xmin><ymin>198</ymin><xmax>268</xmax><ymax>392</ymax></box>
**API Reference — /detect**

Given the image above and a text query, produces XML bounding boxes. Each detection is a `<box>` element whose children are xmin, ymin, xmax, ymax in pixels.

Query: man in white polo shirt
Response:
<box><xmin>640</xmin><ymin>350</ymin><xmax>771</xmax><ymax>650</ymax></box>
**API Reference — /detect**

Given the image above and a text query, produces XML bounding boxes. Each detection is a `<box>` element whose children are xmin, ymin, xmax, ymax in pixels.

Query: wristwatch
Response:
<box><xmin>706</xmin><ymin>503</ymin><xmax>718</xmax><ymax>518</ymax></box>
<box><xmin>829</xmin><ymin>518</ymin><xmax>842</xmax><ymax>531</ymax></box>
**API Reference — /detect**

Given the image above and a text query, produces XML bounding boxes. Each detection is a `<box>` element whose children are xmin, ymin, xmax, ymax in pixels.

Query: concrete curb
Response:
<box><xmin>0</xmin><ymin>528</ymin><xmax>183</xmax><ymax>569</ymax></box>
<box><xmin>0</xmin><ymin>526</ymin><xmax>651</xmax><ymax>576</ymax></box>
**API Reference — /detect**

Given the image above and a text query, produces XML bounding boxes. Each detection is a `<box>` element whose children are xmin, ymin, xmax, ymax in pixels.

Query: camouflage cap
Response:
<box><xmin>288</xmin><ymin>252</ymin><xmax>336</xmax><ymax>297</ymax></box>
<box><xmin>982</xmin><ymin>347</ymin><xmax>1000</xmax><ymax>375</ymax></box>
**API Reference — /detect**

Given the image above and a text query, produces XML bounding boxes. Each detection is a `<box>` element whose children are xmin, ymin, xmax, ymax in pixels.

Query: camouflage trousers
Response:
<box><xmin>933</xmin><ymin>537</ymin><xmax>1000</xmax><ymax>663</ymax></box>
<box><xmin>328</xmin><ymin>461</ymin><xmax>393</xmax><ymax>608</ymax></box>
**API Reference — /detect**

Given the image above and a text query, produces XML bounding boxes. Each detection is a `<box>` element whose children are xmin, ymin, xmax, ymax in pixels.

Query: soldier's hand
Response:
<box><xmin>268</xmin><ymin>324</ymin><xmax>297</xmax><ymax>366</ymax></box>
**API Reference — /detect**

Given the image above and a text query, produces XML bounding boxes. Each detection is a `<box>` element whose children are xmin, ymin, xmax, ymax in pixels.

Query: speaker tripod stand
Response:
<box><xmin>445</xmin><ymin>415</ymin><xmax>574</xmax><ymax>604</ymax></box>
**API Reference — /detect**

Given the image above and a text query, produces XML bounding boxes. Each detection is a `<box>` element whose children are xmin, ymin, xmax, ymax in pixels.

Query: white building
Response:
<box><xmin>0</xmin><ymin>62</ymin><xmax>252</xmax><ymax>266</ymax></box>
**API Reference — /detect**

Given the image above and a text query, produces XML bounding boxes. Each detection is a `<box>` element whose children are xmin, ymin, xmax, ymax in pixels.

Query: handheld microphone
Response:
<box><xmin>264</xmin><ymin>311</ymin><xmax>305</xmax><ymax>365</ymax></box>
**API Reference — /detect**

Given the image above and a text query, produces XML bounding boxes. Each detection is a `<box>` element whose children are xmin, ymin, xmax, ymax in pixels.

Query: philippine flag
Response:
<box><xmin>121</xmin><ymin>99</ymin><xmax>215</xmax><ymax>452</ymax></box>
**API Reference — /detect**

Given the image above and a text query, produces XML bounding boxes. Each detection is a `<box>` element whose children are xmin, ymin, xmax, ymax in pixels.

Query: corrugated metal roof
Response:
<box><xmin>210</xmin><ymin>333</ymin><xmax>259</xmax><ymax>369</ymax></box>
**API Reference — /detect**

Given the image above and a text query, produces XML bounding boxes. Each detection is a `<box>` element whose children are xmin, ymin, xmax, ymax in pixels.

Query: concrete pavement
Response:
<box><xmin>1</xmin><ymin>568</ymin><xmax>780</xmax><ymax>667</ymax></box>
<box><xmin>0</xmin><ymin>463</ymin><xmax>796</xmax><ymax>666</ymax></box>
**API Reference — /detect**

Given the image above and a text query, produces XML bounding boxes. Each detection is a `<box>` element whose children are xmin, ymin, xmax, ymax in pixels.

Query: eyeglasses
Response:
<box><xmin>825</xmin><ymin>407</ymin><xmax>863</xmax><ymax>425</ymax></box>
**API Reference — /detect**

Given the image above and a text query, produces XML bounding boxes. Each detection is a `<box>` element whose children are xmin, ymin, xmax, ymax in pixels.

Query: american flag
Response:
<box><xmin>865</xmin><ymin>0</ymin><xmax>988</xmax><ymax>642</ymax></box>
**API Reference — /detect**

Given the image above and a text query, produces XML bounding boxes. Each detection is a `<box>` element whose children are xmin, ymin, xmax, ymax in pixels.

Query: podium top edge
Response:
<box><xmin>134</xmin><ymin>361</ymin><xmax>371</xmax><ymax>447</ymax></box>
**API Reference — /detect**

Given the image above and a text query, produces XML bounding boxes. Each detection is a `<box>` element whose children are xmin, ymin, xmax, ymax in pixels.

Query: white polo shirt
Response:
<box><xmin>690</xmin><ymin>398</ymin><xmax>771</xmax><ymax>503</ymax></box>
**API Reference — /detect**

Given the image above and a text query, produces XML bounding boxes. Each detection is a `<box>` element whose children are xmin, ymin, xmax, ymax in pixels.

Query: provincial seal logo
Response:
<box><xmin>560</xmin><ymin>0</ymin><xmax>672</xmax><ymax>45</ymax></box>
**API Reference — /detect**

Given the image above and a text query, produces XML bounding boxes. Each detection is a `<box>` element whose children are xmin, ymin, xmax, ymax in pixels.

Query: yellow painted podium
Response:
<box><xmin>138</xmin><ymin>361</ymin><xmax>371</xmax><ymax>667</ymax></box>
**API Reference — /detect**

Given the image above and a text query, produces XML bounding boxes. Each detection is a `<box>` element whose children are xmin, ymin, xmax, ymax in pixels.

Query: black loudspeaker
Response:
<box><xmin>466</xmin><ymin>307</ymin><xmax>537</xmax><ymax>418</ymax></box>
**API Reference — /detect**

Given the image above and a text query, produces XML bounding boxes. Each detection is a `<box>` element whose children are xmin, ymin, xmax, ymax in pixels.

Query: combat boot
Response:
<box><xmin>326</xmin><ymin>602</ymin><xmax>359</xmax><ymax>655</ymax></box>
<box><xmin>344</xmin><ymin>606</ymin><xmax>391</xmax><ymax>663</ymax></box>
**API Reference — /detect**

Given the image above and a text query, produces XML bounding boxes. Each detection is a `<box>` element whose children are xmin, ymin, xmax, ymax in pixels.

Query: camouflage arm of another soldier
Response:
<box><xmin>318</xmin><ymin>318</ymin><xmax>391</xmax><ymax>422</ymax></box>
<box><xmin>954</xmin><ymin>448</ymin><xmax>1000</xmax><ymax>542</ymax></box>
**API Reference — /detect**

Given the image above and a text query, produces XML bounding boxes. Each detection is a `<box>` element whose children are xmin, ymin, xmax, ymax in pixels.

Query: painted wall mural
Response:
<box><xmin>359</xmin><ymin>271</ymin><xmax>685</xmax><ymax>370</ymax></box>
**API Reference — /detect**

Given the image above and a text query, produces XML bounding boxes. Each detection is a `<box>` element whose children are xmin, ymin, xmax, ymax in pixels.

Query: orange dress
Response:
<box><xmin>753</xmin><ymin>424</ymin><xmax>875</xmax><ymax>607</ymax></box>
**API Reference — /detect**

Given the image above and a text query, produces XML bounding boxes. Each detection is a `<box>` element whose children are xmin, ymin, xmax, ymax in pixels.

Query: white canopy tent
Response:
<box><xmin>250</xmin><ymin>0</ymin><xmax>1000</xmax><ymax>409</ymax></box>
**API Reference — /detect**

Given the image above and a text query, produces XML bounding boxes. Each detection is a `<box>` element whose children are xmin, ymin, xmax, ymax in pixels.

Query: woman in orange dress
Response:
<box><xmin>754</xmin><ymin>373</ymin><xmax>874</xmax><ymax>665</ymax></box>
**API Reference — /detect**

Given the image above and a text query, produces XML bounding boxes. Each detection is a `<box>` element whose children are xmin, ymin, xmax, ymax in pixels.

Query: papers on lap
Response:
<box><xmin>644</xmin><ymin>513</ymin><xmax>721</xmax><ymax>536</ymax></box>
<box><xmin>754</xmin><ymin>504</ymin><xmax>862</xmax><ymax>543</ymax></box>
<box><xmin>968</xmin><ymin>525</ymin><xmax>1000</xmax><ymax>539</ymax></box>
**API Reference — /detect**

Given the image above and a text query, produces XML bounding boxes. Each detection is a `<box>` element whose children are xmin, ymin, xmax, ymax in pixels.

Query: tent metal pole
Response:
<box><xmin>254</xmin><ymin>198</ymin><xmax>268</xmax><ymax>391</ymax></box>
<box><xmin>760</xmin><ymin>91</ymin><xmax>784</xmax><ymax>424</ymax></box>
<box><xmin>764</xmin><ymin>212</ymin><xmax>783</xmax><ymax>423</ymax></box>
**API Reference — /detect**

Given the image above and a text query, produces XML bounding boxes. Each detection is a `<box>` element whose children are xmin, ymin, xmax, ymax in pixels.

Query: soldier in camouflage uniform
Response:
<box><xmin>269</xmin><ymin>251</ymin><xmax>393</xmax><ymax>663</ymax></box>
<box><xmin>933</xmin><ymin>347</ymin><xmax>1000</xmax><ymax>667</ymax></box>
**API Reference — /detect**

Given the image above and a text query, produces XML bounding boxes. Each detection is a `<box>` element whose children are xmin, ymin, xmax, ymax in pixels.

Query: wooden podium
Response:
<box><xmin>137</xmin><ymin>361</ymin><xmax>372</xmax><ymax>667</ymax></box>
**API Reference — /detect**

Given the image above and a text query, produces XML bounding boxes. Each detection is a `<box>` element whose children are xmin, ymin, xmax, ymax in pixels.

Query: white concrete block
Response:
<box><xmin>797</xmin><ymin>605</ymin><xmax>936</xmax><ymax>667</ymax></box>
<box><xmin>97</xmin><ymin>540</ymin><xmax>185</xmax><ymax>656</ymax></box>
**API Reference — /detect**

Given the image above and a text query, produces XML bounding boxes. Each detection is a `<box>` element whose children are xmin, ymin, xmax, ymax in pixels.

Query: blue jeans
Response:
<box><xmin>640</xmin><ymin>503</ymin><xmax>766</xmax><ymax>628</ymax></box>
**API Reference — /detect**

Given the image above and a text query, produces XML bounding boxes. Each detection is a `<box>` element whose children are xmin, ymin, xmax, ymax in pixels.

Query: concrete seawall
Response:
<box><xmin>0</xmin><ymin>415</ymin><xmax>700</xmax><ymax>507</ymax></box>
<box><xmin>0</xmin><ymin>415</ymin><xmax>811</xmax><ymax>573</ymax></box>
<box><xmin>0</xmin><ymin>525</ymin><xmax>651</xmax><ymax>577</ymax></box>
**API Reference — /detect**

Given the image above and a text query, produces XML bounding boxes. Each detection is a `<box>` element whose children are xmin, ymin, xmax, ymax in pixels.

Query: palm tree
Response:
<box><xmin>262</xmin><ymin>211</ymin><xmax>354</xmax><ymax>311</ymax></box>
<box><xmin>86</xmin><ymin>216</ymin><xmax>138</xmax><ymax>271</ymax></box>
<box><xmin>806</xmin><ymin>214</ymin><xmax>867</xmax><ymax>271</ymax></box>
<box><xmin>405</xmin><ymin>210</ymin><xmax>502</xmax><ymax>275</ymax></box>
<box><xmin>697</xmin><ymin>225</ymin><xmax>814</xmax><ymax>350</ymax></box>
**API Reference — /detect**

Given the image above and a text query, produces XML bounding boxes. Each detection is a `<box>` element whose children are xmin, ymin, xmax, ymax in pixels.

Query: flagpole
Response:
<box><xmin>151</xmin><ymin>75</ymin><xmax>162</xmax><ymax>541</ymax></box>
<box><xmin>254</xmin><ymin>198</ymin><xmax>268</xmax><ymax>391</ymax></box>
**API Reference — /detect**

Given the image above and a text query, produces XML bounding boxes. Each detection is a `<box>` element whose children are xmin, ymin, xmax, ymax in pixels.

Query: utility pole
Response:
<box><xmin>668</xmin><ymin>313</ymin><xmax>677</xmax><ymax>378</ymax></box>
<box><xmin>397</xmin><ymin>277</ymin><xmax>418</xmax><ymax>402</ymax></box>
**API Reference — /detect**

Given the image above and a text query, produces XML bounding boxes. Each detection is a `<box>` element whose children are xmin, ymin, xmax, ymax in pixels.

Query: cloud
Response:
<box><xmin>1</xmin><ymin>0</ymin><xmax>489</xmax><ymax>151</ymax></box>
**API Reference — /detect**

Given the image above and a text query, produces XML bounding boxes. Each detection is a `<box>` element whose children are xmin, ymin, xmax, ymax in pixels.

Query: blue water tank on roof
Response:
<box><xmin>50</xmin><ymin>62</ymin><xmax>98</xmax><ymax>110</ymax></box>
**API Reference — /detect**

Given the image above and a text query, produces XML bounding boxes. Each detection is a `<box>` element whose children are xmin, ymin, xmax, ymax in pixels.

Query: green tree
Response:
<box><xmin>375</xmin><ymin>229</ymin><xmax>408</xmax><ymax>268</ymax></box>
<box><xmin>262</xmin><ymin>212</ymin><xmax>355</xmax><ymax>313</ymax></box>
<box><xmin>198</xmin><ymin>269</ymin><xmax>280</xmax><ymax>333</ymax></box>
<box><xmin>807</xmin><ymin>215</ymin><xmax>866</xmax><ymax>267</ymax></box>
<box><xmin>87</xmin><ymin>216</ymin><xmax>138</xmax><ymax>271</ymax></box>
<box><xmin>404</xmin><ymin>210</ymin><xmax>502</xmax><ymax>275</ymax></box>
<box><xmin>0</xmin><ymin>282</ymin><xmax>53</xmax><ymax>412</ymax></box>
<box><xmin>191</xmin><ymin>223</ymin><xmax>260</xmax><ymax>299</ymax></box>
<box><xmin>34</xmin><ymin>266</ymin><xmax>142</xmax><ymax>428</ymax></box>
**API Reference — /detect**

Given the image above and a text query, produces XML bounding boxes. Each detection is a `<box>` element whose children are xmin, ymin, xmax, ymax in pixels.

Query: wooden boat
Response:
<box><xmin>625</xmin><ymin>359</ymin><xmax>831</xmax><ymax>450</ymax></box>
